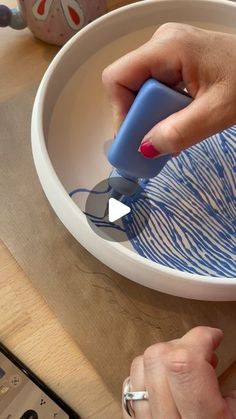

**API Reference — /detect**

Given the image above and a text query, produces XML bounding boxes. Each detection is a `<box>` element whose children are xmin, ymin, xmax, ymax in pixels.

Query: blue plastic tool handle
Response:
<box><xmin>107</xmin><ymin>79</ymin><xmax>192</xmax><ymax>180</ymax></box>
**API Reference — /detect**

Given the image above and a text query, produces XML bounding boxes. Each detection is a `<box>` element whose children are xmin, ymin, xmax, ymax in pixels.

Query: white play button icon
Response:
<box><xmin>85</xmin><ymin>177</ymin><xmax>150</xmax><ymax>241</ymax></box>
<box><xmin>108</xmin><ymin>198</ymin><xmax>131</xmax><ymax>223</ymax></box>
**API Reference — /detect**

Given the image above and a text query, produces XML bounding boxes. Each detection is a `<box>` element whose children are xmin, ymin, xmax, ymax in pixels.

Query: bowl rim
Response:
<box><xmin>31</xmin><ymin>0</ymin><xmax>236</xmax><ymax>288</ymax></box>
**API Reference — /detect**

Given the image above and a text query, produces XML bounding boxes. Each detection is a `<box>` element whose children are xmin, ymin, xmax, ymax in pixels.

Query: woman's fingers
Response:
<box><xmin>102</xmin><ymin>45</ymin><xmax>151</xmax><ymax>131</ymax></box>
<box><xmin>160</xmin><ymin>327</ymin><xmax>226</xmax><ymax>419</ymax></box>
<box><xmin>166</xmin><ymin>349</ymin><xmax>228</xmax><ymax>419</ymax></box>
<box><xmin>102</xmin><ymin>38</ymin><xmax>182</xmax><ymax>132</ymax></box>
<box><xmin>139</xmin><ymin>87</ymin><xmax>234</xmax><ymax>157</ymax></box>
<box><xmin>142</xmin><ymin>327</ymin><xmax>224</xmax><ymax>419</ymax></box>
<box><xmin>143</xmin><ymin>343</ymin><xmax>181</xmax><ymax>418</ymax></box>
<box><xmin>103</xmin><ymin>23</ymin><xmax>236</xmax><ymax>151</ymax></box>
<box><xmin>102</xmin><ymin>23</ymin><xmax>196</xmax><ymax>133</ymax></box>
<box><xmin>123</xmin><ymin>327</ymin><xmax>229</xmax><ymax>418</ymax></box>
<box><xmin>179</xmin><ymin>326</ymin><xmax>224</xmax><ymax>362</ymax></box>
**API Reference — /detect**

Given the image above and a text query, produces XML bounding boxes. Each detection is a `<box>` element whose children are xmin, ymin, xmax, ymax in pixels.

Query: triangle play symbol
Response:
<box><xmin>108</xmin><ymin>198</ymin><xmax>131</xmax><ymax>223</ymax></box>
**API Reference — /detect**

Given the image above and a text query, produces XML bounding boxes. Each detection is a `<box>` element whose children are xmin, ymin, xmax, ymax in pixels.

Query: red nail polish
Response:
<box><xmin>139</xmin><ymin>140</ymin><xmax>161</xmax><ymax>158</ymax></box>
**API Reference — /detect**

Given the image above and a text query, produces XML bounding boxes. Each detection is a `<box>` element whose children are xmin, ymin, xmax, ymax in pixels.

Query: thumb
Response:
<box><xmin>166</xmin><ymin>349</ymin><xmax>229</xmax><ymax>419</ymax></box>
<box><xmin>139</xmin><ymin>89</ymin><xmax>230</xmax><ymax>157</ymax></box>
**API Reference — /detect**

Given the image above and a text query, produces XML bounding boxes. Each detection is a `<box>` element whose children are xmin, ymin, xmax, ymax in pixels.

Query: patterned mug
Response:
<box><xmin>0</xmin><ymin>0</ymin><xmax>107</xmax><ymax>45</ymax></box>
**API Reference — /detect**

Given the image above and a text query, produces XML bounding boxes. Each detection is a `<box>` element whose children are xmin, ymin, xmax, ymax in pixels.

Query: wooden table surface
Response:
<box><xmin>1</xmin><ymin>1</ymin><xmax>236</xmax><ymax>418</ymax></box>
<box><xmin>0</xmin><ymin>3</ymin><xmax>137</xmax><ymax>418</ymax></box>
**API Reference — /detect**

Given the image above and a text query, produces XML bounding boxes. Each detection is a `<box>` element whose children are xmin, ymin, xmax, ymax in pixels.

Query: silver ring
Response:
<box><xmin>123</xmin><ymin>377</ymin><xmax>149</xmax><ymax>417</ymax></box>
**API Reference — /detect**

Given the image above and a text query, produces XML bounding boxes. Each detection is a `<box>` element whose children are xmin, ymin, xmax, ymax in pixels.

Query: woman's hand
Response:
<box><xmin>123</xmin><ymin>326</ymin><xmax>236</xmax><ymax>418</ymax></box>
<box><xmin>103</xmin><ymin>24</ymin><xmax>236</xmax><ymax>158</ymax></box>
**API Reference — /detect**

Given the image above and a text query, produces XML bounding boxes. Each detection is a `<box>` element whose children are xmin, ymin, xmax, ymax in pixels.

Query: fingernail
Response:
<box><xmin>139</xmin><ymin>139</ymin><xmax>161</xmax><ymax>159</ymax></box>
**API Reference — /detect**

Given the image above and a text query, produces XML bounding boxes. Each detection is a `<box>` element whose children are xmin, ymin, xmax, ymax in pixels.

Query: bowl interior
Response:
<box><xmin>46</xmin><ymin>0</ymin><xmax>236</xmax><ymax>278</ymax></box>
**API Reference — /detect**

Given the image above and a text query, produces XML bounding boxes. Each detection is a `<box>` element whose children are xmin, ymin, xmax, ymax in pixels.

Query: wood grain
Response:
<box><xmin>0</xmin><ymin>240</ymin><xmax>121</xmax><ymax>418</ymax></box>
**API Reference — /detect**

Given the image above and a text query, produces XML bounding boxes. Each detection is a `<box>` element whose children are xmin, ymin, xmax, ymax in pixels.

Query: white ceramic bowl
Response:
<box><xmin>31</xmin><ymin>0</ymin><xmax>236</xmax><ymax>301</ymax></box>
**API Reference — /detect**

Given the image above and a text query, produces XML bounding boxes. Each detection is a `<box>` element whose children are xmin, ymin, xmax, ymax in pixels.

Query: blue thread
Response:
<box><xmin>69</xmin><ymin>184</ymin><xmax>111</xmax><ymax>197</ymax></box>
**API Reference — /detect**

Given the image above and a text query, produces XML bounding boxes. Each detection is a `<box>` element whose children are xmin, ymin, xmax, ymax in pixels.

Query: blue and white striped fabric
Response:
<box><xmin>122</xmin><ymin>125</ymin><xmax>236</xmax><ymax>277</ymax></box>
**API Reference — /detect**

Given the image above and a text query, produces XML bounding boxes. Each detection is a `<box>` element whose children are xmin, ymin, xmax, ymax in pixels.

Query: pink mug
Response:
<box><xmin>0</xmin><ymin>0</ymin><xmax>107</xmax><ymax>45</ymax></box>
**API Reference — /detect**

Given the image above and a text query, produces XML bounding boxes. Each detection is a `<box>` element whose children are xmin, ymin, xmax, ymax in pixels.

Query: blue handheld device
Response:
<box><xmin>107</xmin><ymin>79</ymin><xmax>192</xmax><ymax>198</ymax></box>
